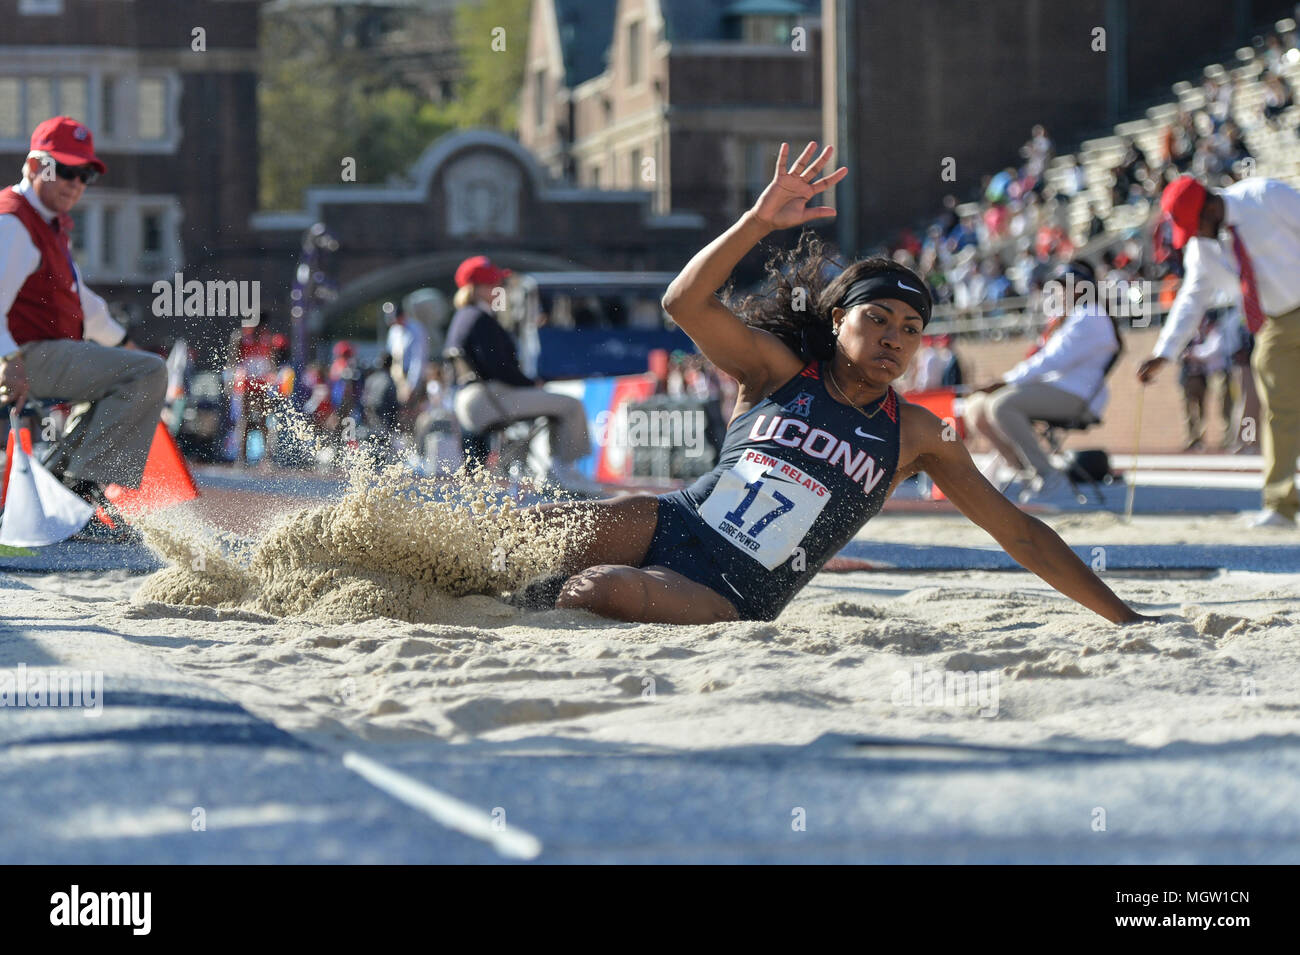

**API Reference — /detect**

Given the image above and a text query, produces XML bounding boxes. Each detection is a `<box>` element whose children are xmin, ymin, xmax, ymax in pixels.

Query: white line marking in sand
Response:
<box><xmin>342</xmin><ymin>751</ymin><xmax>543</xmax><ymax>860</ymax></box>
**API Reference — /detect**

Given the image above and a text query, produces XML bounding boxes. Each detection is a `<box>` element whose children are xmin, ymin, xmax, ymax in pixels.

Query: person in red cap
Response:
<box><xmin>0</xmin><ymin>116</ymin><xmax>166</xmax><ymax>497</ymax></box>
<box><xmin>1138</xmin><ymin>173</ymin><xmax>1300</xmax><ymax>528</ymax></box>
<box><xmin>443</xmin><ymin>255</ymin><xmax>596</xmax><ymax>493</ymax></box>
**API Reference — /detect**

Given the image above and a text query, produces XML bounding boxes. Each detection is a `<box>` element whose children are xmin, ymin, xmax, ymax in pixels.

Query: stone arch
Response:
<box><xmin>320</xmin><ymin>249</ymin><xmax>579</xmax><ymax>331</ymax></box>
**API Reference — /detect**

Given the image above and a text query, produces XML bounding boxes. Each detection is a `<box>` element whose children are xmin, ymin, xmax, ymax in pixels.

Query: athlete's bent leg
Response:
<box><xmin>555</xmin><ymin>564</ymin><xmax>740</xmax><ymax>624</ymax></box>
<box><xmin>531</xmin><ymin>493</ymin><xmax>661</xmax><ymax>573</ymax></box>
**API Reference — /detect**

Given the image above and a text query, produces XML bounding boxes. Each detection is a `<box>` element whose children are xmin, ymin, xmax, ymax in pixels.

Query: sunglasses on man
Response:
<box><xmin>52</xmin><ymin>161</ymin><xmax>99</xmax><ymax>185</ymax></box>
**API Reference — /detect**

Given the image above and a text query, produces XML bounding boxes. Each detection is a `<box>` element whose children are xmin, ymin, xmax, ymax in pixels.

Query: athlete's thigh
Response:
<box><xmin>532</xmin><ymin>492</ymin><xmax>660</xmax><ymax>571</ymax></box>
<box><xmin>558</xmin><ymin>563</ymin><xmax>739</xmax><ymax>624</ymax></box>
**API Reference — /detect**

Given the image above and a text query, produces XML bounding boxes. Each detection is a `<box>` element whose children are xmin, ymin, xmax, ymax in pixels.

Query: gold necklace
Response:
<box><xmin>825</xmin><ymin>362</ymin><xmax>890</xmax><ymax>420</ymax></box>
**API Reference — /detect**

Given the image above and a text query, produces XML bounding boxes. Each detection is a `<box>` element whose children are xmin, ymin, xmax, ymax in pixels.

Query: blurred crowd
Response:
<box><xmin>888</xmin><ymin>20</ymin><xmax>1298</xmax><ymax>322</ymax></box>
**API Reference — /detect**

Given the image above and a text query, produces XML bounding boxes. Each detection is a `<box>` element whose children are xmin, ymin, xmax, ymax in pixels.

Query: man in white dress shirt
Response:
<box><xmin>0</xmin><ymin>117</ymin><xmax>166</xmax><ymax>493</ymax></box>
<box><xmin>1138</xmin><ymin>174</ymin><xmax>1300</xmax><ymax>528</ymax></box>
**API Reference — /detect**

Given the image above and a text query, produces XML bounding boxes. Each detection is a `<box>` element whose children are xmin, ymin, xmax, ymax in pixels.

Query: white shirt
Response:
<box><xmin>386</xmin><ymin>317</ymin><xmax>428</xmax><ymax>386</ymax></box>
<box><xmin>1003</xmin><ymin>302</ymin><xmax>1120</xmax><ymax>418</ymax></box>
<box><xmin>0</xmin><ymin>179</ymin><xmax>125</xmax><ymax>357</ymax></box>
<box><xmin>1153</xmin><ymin>177</ymin><xmax>1300</xmax><ymax>361</ymax></box>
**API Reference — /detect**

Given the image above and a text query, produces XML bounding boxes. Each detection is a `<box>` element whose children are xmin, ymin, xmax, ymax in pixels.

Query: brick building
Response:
<box><xmin>520</xmin><ymin>0</ymin><xmax>823</xmax><ymax>233</ymax></box>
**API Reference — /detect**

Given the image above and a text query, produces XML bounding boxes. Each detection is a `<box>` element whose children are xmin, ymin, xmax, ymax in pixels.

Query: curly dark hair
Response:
<box><xmin>724</xmin><ymin>230</ymin><xmax>931</xmax><ymax>361</ymax></box>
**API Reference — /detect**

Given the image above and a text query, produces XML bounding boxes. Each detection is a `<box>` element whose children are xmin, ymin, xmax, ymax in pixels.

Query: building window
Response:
<box><xmin>101</xmin><ymin>207</ymin><xmax>118</xmax><ymax>270</ymax></box>
<box><xmin>140</xmin><ymin>211</ymin><xmax>164</xmax><ymax>272</ymax></box>
<box><xmin>533</xmin><ymin>69</ymin><xmax>546</xmax><ymax>130</ymax></box>
<box><xmin>0</xmin><ymin>79</ymin><xmax>20</xmax><ymax>139</ymax></box>
<box><xmin>138</xmin><ymin>77</ymin><xmax>166</xmax><ymax>141</ymax></box>
<box><xmin>742</xmin><ymin>15</ymin><xmax>796</xmax><ymax>44</ymax></box>
<box><xmin>26</xmin><ymin>78</ymin><xmax>53</xmax><ymax>128</ymax></box>
<box><xmin>627</xmin><ymin>21</ymin><xmax>643</xmax><ymax>86</ymax></box>
<box><xmin>630</xmin><ymin>148</ymin><xmax>642</xmax><ymax>187</ymax></box>
<box><xmin>58</xmin><ymin>77</ymin><xmax>88</xmax><ymax>122</ymax></box>
<box><xmin>100</xmin><ymin>77</ymin><xmax>118</xmax><ymax>138</ymax></box>
<box><xmin>20</xmin><ymin>0</ymin><xmax>64</xmax><ymax>14</ymax></box>
<box><xmin>0</xmin><ymin>76</ymin><xmax>91</xmax><ymax>139</ymax></box>
<box><xmin>68</xmin><ymin>207</ymin><xmax>87</xmax><ymax>259</ymax></box>
<box><xmin>590</xmin><ymin>165</ymin><xmax>601</xmax><ymax>188</ymax></box>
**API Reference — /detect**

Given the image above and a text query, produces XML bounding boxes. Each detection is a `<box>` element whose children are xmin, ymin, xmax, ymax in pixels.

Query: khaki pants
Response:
<box><xmin>966</xmin><ymin>381</ymin><xmax>1089</xmax><ymax>479</ymax></box>
<box><xmin>454</xmin><ymin>380</ymin><xmax>590</xmax><ymax>465</ymax></box>
<box><xmin>22</xmin><ymin>339</ymin><xmax>167</xmax><ymax>488</ymax></box>
<box><xmin>1251</xmin><ymin>304</ymin><xmax>1300</xmax><ymax>519</ymax></box>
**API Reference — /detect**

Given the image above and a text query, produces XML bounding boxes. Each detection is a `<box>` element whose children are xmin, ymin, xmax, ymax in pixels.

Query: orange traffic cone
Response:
<box><xmin>2</xmin><ymin>423</ymin><xmax>35</xmax><ymax>510</ymax></box>
<box><xmin>102</xmin><ymin>422</ymin><xmax>199</xmax><ymax>517</ymax></box>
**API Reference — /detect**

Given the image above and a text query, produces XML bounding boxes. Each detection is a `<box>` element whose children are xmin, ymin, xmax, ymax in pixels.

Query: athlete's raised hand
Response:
<box><xmin>749</xmin><ymin>141</ymin><xmax>848</xmax><ymax>231</ymax></box>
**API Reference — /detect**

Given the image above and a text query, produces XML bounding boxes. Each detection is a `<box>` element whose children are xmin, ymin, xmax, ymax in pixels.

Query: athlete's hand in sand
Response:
<box><xmin>749</xmin><ymin>141</ymin><xmax>848</xmax><ymax>231</ymax></box>
<box><xmin>1136</xmin><ymin>356</ymin><xmax>1166</xmax><ymax>383</ymax></box>
<box><xmin>1122</xmin><ymin>613</ymin><xmax>1164</xmax><ymax>624</ymax></box>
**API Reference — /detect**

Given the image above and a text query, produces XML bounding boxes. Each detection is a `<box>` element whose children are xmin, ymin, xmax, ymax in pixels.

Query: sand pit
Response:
<box><xmin>17</xmin><ymin>503</ymin><xmax>1292</xmax><ymax>756</ymax></box>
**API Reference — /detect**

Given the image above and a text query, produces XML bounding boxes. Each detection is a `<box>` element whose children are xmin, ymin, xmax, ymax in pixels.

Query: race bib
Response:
<box><xmin>697</xmin><ymin>449</ymin><xmax>831</xmax><ymax>570</ymax></box>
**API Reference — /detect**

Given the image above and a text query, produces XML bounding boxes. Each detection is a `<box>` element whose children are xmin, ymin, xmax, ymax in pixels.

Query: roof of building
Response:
<box><xmin>552</xmin><ymin>0</ymin><xmax>618</xmax><ymax>86</ymax></box>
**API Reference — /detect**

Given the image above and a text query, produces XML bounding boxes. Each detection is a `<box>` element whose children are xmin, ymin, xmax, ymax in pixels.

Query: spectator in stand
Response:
<box><xmin>1262</xmin><ymin>71</ymin><xmax>1294</xmax><ymax>129</ymax></box>
<box><xmin>1190</xmin><ymin>139</ymin><xmax>1225</xmax><ymax>182</ymax></box>
<box><xmin>1021</xmin><ymin>124</ymin><xmax>1054</xmax><ymax>193</ymax></box>
<box><xmin>361</xmin><ymin>353</ymin><xmax>400</xmax><ymax>460</ymax></box>
<box><xmin>1215</xmin><ymin>120</ymin><xmax>1252</xmax><ymax>176</ymax></box>
<box><xmin>906</xmin><ymin>335</ymin><xmax>947</xmax><ymax>393</ymax></box>
<box><xmin>1185</xmin><ymin>307</ymin><xmax>1239</xmax><ymax>451</ymax></box>
<box><xmin>1064</xmin><ymin>158</ymin><xmax>1088</xmax><ymax>197</ymax></box>
<box><xmin>1087</xmin><ymin>203</ymin><xmax>1108</xmax><ymax>240</ymax></box>
<box><xmin>382</xmin><ymin>299</ymin><xmax>428</xmax><ymax>414</ymax></box>
<box><xmin>326</xmin><ymin>341</ymin><xmax>362</xmax><ymax>443</ymax></box>
<box><xmin>936</xmin><ymin>334</ymin><xmax>965</xmax><ymax>388</ymax></box>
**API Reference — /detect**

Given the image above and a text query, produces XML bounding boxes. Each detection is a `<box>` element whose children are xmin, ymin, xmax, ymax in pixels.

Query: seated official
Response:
<box><xmin>443</xmin><ymin>256</ymin><xmax>597</xmax><ymax>493</ymax></box>
<box><xmin>964</xmin><ymin>261</ymin><xmax>1122</xmax><ymax>501</ymax></box>
<box><xmin>0</xmin><ymin>117</ymin><xmax>166</xmax><ymax>501</ymax></box>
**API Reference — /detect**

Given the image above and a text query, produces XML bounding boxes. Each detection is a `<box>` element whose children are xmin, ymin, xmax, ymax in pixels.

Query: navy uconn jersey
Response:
<box><xmin>658</xmin><ymin>360</ymin><xmax>901</xmax><ymax>619</ymax></box>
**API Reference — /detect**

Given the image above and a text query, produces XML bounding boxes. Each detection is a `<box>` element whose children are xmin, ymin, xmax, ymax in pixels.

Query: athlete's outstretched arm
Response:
<box><xmin>909</xmin><ymin>408</ymin><xmax>1156</xmax><ymax>625</ymax></box>
<box><xmin>662</xmin><ymin>141</ymin><xmax>846</xmax><ymax>389</ymax></box>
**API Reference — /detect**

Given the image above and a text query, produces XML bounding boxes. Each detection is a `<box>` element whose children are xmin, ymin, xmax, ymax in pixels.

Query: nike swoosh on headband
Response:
<box><xmin>896</xmin><ymin>281</ymin><xmax>922</xmax><ymax>294</ymax></box>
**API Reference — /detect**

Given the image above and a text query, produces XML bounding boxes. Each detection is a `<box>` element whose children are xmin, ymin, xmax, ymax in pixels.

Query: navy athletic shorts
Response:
<box><xmin>640</xmin><ymin>492</ymin><xmax>774</xmax><ymax>621</ymax></box>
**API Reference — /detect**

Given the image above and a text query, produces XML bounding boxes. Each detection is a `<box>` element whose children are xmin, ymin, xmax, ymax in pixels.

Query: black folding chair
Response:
<box><xmin>1034</xmin><ymin>411</ymin><xmax>1113</xmax><ymax>504</ymax></box>
<box><xmin>444</xmin><ymin>347</ymin><xmax>550</xmax><ymax>481</ymax></box>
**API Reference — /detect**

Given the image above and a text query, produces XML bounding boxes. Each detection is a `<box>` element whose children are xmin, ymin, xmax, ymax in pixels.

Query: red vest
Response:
<box><xmin>0</xmin><ymin>186</ymin><xmax>84</xmax><ymax>346</ymax></box>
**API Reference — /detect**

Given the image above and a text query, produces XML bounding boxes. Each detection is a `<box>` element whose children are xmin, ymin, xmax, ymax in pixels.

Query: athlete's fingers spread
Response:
<box><xmin>774</xmin><ymin>142</ymin><xmax>789</xmax><ymax>177</ymax></box>
<box><xmin>802</xmin><ymin>145</ymin><xmax>834</xmax><ymax>180</ymax></box>
<box><xmin>810</xmin><ymin>166</ymin><xmax>849</xmax><ymax>194</ymax></box>
<box><xmin>789</xmin><ymin>140</ymin><xmax>818</xmax><ymax>174</ymax></box>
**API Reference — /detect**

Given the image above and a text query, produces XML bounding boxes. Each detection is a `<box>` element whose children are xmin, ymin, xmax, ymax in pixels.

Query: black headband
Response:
<box><xmin>838</xmin><ymin>274</ymin><xmax>932</xmax><ymax>327</ymax></box>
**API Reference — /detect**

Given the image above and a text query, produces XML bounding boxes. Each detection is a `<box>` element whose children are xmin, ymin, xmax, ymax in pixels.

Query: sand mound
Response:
<box><xmin>133</xmin><ymin>461</ymin><xmax>593</xmax><ymax>626</ymax></box>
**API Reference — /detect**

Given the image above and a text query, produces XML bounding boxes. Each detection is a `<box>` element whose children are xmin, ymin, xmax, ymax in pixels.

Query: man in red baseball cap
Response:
<box><xmin>454</xmin><ymin>255</ymin><xmax>510</xmax><ymax>290</ymax></box>
<box><xmin>0</xmin><ymin>117</ymin><xmax>166</xmax><ymax>501</ymax></box>
<box><xmin>1138</xmin><ymin>173</ymin><xmax>1300</xmax><ymax>528</ymax></box>
<box><xmin>443</xmin><ymin>255</ymin><xmax>598</xmax><ymax>493</ymax></box>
